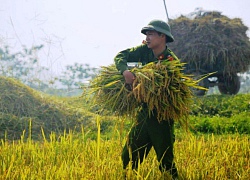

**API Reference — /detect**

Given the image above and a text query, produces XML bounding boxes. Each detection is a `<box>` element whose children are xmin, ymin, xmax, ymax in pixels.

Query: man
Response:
<box><xmin>114</xmin><ymin>19</ymin><xmax>178</xmax><ymax>179</ymax></box>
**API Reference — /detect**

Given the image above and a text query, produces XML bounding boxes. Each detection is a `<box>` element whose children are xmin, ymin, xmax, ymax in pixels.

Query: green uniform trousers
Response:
<box><xmin>122</xmin><ymin>106</ymin><xmax>178</xmax><ymax>177</ymax></box>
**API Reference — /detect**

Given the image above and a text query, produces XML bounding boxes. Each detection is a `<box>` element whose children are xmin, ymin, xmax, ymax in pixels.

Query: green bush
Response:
<box><xmin>191</xmin><ymin>94</ymin><xmax>250</xmax><ymax>117</ymax></box>
<box><xmin>189</xmin><ymin>111</ymin><xmax>250</xmax><ymax>134</ymax></box>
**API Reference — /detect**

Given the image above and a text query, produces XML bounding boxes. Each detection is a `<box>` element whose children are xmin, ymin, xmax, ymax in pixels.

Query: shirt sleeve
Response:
<box><xmin>114</xmin><ymin>44</ymin><xmax>148</xmax><ymax>74</ymax></box>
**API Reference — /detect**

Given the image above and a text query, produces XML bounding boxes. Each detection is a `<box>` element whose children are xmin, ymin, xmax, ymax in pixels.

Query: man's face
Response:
<box><xmin>145</xmin><ymin>30</ymin><xmax>165</xmax><ymax>49</ymax></box>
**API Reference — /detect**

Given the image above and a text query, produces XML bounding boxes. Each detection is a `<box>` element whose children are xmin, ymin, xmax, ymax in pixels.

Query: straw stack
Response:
<box><xmin>169</xmin><ymin>11</ymin><xmax>250</xmax><ymax>74</ymax></box>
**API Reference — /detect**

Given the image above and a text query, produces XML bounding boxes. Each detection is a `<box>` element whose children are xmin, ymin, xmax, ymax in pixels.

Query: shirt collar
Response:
<box><xmin>157</xmin><ymin>48</ymin><xmax>169</xmax><ymax>60</ymax></box>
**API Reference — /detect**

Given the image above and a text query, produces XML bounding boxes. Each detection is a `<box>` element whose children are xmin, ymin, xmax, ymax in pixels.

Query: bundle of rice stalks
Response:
<box><xmin>88</xmin><ymin>59</ymin><xmax>207</xmax><ymax>124</ymax></box>
<box><xmin>169</xmin><ymin>11</ymin><xmax>250</xmax><ymax>74</ymax></box>
<box><xmin>88</xmin><ymin>65</ymin><xmax>138</xmax><ymax>117</ymax></box>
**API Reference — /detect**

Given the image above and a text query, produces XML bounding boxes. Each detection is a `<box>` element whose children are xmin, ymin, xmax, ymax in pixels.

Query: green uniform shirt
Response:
<box><xmin>114</xmin><ymin>43</ymin><xmax>177</xmax><ymax>74</ymax></box>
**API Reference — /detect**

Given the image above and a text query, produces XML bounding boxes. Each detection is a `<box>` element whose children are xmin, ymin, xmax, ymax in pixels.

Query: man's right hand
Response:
<box><xmin>123</xmin><ymin>70</ymin><xmax>135</xmax><ymax>84</ymax></box>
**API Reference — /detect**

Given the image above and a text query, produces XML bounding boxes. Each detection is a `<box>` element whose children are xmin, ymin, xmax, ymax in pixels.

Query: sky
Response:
<box><xmin>0</xmin><ymin>0</ymin><xmax>250</xmax><ymax>74</ymax></box>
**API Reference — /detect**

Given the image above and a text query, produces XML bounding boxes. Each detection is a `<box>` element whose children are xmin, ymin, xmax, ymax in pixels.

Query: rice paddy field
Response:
<box><xmin>0</xmin><ymin>77</ymin><xmax>250</xmax><ymax>179</ymax></box>
<box><xmin>0</xmin><ymin>123</ymin><xmax>249</xmax><ymax>180</ymax></box>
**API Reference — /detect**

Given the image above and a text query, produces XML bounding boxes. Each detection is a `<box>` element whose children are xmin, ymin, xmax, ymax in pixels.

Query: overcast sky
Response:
<box><xmin>1</xmin><ymin>0</ymin><xmax>250</xmax><ymax>74</ymax></box>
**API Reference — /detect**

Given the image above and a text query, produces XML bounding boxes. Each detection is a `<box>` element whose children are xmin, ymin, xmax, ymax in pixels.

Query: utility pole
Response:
<box><xmin>163</xmin><ymin>0</ymin><xmax>169</xmax><ymax>22</ymax></box>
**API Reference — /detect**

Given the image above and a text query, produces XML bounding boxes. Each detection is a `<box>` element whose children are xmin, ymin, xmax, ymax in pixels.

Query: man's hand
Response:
<box><xmin>123</xmin><ymin>70</ymin><xmax>135</xmax><ymax>84</ymax></box>
<box><xmin>123</xmin><ymin>70</ymin><xmax>135</xmax><ymax>91</ymax></box>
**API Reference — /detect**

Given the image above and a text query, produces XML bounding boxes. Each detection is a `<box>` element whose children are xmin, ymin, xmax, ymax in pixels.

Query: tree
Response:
<box><xmin>0</xmin><ymin>44</ymin><xmax>99</xmax><ymax>95</ymax></box>
<box><xmin>0</xmin><ymin>45</ymin><xmax>51</xmax><ymax>89</ymax></box>
<box><xmin>59</xmin><ymin>62</ymin><xmax>99</xmax><ymax>91</ymax></box>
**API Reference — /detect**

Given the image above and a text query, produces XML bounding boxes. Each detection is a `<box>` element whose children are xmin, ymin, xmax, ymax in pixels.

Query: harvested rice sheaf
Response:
<box><xmin>169</xmin><ymin>11</ymin><xmax>250</xmax><ymax>74</ymax></box>
<box><xmin>88</xmin><ymin>59</ymin><xmax>207</xmax><ymax>125</ymax></box>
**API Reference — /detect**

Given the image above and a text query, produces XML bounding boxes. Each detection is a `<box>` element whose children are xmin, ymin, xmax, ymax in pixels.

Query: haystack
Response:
<box><xmin>0</xmin><ymin>76</ymin><xmax>94</xmax><ymax>140</ymax></box>
<box><xmin>168</xmin><ymin>11</ymin><xmax>250</xmax><ymax>74</ymax></box>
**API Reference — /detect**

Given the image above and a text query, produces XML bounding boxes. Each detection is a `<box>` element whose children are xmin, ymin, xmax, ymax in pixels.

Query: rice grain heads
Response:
<box><xmin>88</xmin><ymin>58</ymin><xmax>207</xmax><ymax>126</ymax></box>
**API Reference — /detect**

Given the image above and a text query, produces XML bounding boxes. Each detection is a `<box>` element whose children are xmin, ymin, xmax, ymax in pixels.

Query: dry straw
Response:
<box><xmin>0</xmin><ymin>76</ymin><xmax>95</xmax><ymax>140</ymax></box>
<box><xmin>169</xmin><ymin>11</ymin><xmax>250</xmax><ymax>74</ymax></box>
<box><xmin>88</xmin><ymin>58</ymin><xmax>207</xmax><ymax>126</ymax></box>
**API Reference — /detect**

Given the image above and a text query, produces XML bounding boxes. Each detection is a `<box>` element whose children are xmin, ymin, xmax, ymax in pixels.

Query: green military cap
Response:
<box><xmin>141</xmin><ymin>19</ymin><xmax>174</xmax><ymax>43</ymax></box>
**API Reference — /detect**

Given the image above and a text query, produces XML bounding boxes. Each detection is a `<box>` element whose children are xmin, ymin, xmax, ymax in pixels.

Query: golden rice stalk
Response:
<box><xmin>88</xmin><ymin>65</ymin><xmax>139</xmax><ymax>116</ymax></box>
<box><xmin>88</xmin><ymin>59</ymin><xmax>207</xmax><ymax>125</ymax></box>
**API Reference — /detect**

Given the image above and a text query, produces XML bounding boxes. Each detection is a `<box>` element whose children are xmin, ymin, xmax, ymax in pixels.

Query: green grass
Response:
<box><xmin>0</xmin><ymin>123</ymin><xmax>249</xmax><ymax>180</ymax></box>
